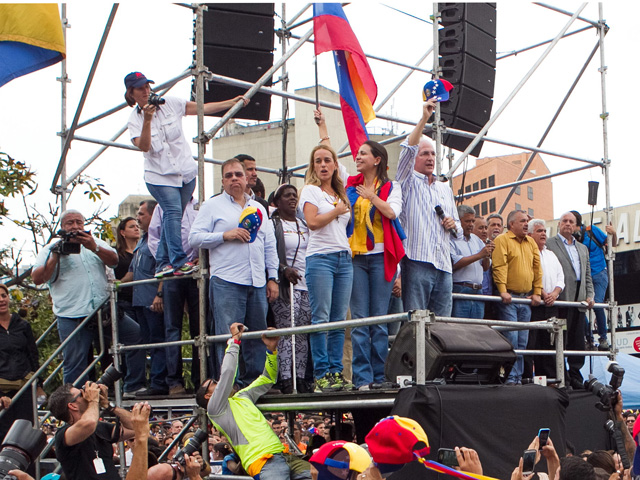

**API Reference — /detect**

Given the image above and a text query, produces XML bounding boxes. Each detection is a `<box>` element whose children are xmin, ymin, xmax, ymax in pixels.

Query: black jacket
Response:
<box><xmin>0</xmin><ymin>313</ymin><xmax>39</xmax><ymax>390</ymax></box>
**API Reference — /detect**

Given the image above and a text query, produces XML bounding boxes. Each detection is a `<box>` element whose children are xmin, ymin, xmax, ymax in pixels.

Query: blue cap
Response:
<box><xmin>124</xmin><ymin>72</ymin><xmax>154</xmax><ymax>89</ymax></box>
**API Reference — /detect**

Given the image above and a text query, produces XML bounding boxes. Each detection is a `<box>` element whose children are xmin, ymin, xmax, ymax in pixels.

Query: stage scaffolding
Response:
<box><xmin>34</xmin><ymin>3</ymin><xmax>616</xmax><ymax>478</ymax></box>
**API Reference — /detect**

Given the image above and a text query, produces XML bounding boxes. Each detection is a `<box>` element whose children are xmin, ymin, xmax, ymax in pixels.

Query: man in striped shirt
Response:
<box><xmin>397</xmin><ymin>100</ymin><xmax>462</xmax><ymax>316</ymax></box>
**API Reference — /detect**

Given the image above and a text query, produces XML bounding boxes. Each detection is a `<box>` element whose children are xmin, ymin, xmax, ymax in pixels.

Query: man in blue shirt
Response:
<box><xmin>32</xmin><ymin>210</ymin><xmax>144</xmax><ymax>394</ymax></box>
<box><xmin>189</xmin><ymin>158</ymin><xmax>279</xmax><ymax>386</ymax></box>
<box><xmin>450</xmin><ymin>205</ymin><xmax>493</xmax><ymax>319</ymax></box>
<box><xmin>570</xmin><ymin>211</ymin><xmax>616</xmax><ymax>350</ymax></box>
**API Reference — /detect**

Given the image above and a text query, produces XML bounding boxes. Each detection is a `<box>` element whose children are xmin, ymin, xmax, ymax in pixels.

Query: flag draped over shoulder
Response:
<box><xmin>313</xmin><ymin>3</ymin><xmax>377</xmax><ymax>159</ymax></box>
<box><xmin>0</xmin><ymin>4</ymin><xmax>65</xmax><ymax>88</ymax></box>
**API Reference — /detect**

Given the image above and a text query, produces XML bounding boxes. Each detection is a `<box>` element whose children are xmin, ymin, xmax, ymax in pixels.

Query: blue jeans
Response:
<box><xmin>496</xmin><ymin>298</ymin><xmax>531</xmax><ymax>384</ymax></box>
<box><xmin>58</xmin><ymin>312</ymin><xmax>145</xmax><ymax>392</ymax></box>
<box><xmin>256</xmin><ymin>453</ymin><xmax>311</xmax><ymax>480</ymax></box>
<box><xmin>146</xmin><ymin>179</ymin><xmax>195</xmax><ymax>271</ymax></box>
<box><xmin>401</xmin><ymin>257</ymin><xmax>452</xmax><ymax>316</ymax></box>
<box><xmin>350</xmin><ymin>254</ymin><xmax>393</xmax><ymax>387</ymax></box>
<box><xmin>164</xmin><ymin>277</ymin><xmax>214</xmax><ymax>387</ymax></box>
<box><xmin>305</xmin><ymin>251</ymin><xmax>353</xmax><ymax>379</ymax></box>
<box><xmin>210</xmin><ymin>277</ymin><xmax>267</xmax><ymax>387</ymax></box>
<box><xmin>451</xmin><ymin>284</ymin><xmax>485</xmax><ymax>319</ymax></box>
<box><xmin>592</xmin><ymin>269</ymin><xmax>609</xmax><ymax>339</ymax></box>
<box><xmin>133</xmin><ymin>306</ymin><xmax>167</xmax><ymax>391</ymax></box>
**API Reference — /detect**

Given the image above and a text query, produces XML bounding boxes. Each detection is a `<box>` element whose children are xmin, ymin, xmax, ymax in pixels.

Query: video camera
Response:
<box><xmin>172</xmin><ymin>428</ymin><xmax>208</xmax><ymax>467</ymax></box>
<box><xmin>0</xmin><ymin>419</ymin><xmax>47</xmax><ymax>480</ymax></box>
<box><xmin>51</xmin><ymin>229</ymin><xmax>89</xmax><ymax>255</ymax></box>
<box><xmin>584</xmin><ymin>361</ymin><xmax>625</xmax><ymax>411</ymax></box>
<box><xmin>148</xmin><ymin>92</ymin><xmax>165</xmax><ymax>107</ymax></box>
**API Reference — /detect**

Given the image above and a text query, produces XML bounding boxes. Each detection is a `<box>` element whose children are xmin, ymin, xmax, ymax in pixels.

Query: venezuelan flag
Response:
<box><xmin>0</xmin><ymin>4</ymin><xmax>65</xmax><ymax>88</ymax></box>
<box><xmin>313</xmin><ymin>3</ymin><xmax>377</xmax><ymax>159</ymax></box>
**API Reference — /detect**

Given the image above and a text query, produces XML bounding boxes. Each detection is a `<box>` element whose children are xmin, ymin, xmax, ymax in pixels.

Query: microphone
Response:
<box><xmin>435</xmin><ymin>205</ymin><xmax>457</xmax><ymax>238</ymax></box>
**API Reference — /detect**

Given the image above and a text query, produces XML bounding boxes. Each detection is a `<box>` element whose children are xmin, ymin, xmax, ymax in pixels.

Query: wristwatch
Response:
<box><xmin>155</xmin><ymin>290</ymin><xmax>163</xmax><ymax>298</ymax></box>
<box><xmin>103</xmin><ymin>401</ymin><xmax>116</xmax><ymax>416</ymax></box>
<box><xmin>268</xmin><ymin>277</ymin><xmax>280</xmax><ymax>284</ymax></box>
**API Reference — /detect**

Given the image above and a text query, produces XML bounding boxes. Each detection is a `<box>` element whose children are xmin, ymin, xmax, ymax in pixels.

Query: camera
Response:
<box><xmin>572</xmin><ymin>227</ymin><xmax>585</xmax><ymax>243</ymax></box>
<box><xmin>585</xmin><ymin>361</ymin><xmax>625</xmax><ymax>411</ymax></box>
<box><xmin>0</xmin><ymin>419</ymin><xmax>47</xmax><ymax>480</ymax></box>
<box><xmin>51</xmin><ymin>229</ymin><xmax>88</xmax><ymax>255</ymax></box>
<box><xmin>172</xmin><ymin>428</ymin><xmax>207</xmax><ymax>466</ymax></box>
<box><xmin>148</xmin><ymin>92</ymin><xmax>165</xmax><ymax>107</ymax></box>
<box><xmin>80</xmin><ymin>365</ymin><xmax>123</xmax><ymax>392</ymax></box>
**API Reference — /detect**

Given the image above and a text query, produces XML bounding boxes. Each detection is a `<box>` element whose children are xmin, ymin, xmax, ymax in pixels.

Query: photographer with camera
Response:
<box><xmin>48</xmin><ymin>380</ymin><xmax>136</xmax><ymax>480</ymax></box>
<box><xmin>125</xmin><ymin>71</ymin><xmax>249</xmax><ymax>279</ymax></box>
<box><xmin>32</xmin><ymin>209</ymin><xmax>146</xmax><ymax>395</ymax></box>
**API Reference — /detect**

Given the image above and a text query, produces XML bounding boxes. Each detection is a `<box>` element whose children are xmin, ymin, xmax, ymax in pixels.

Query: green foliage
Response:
<box><xmin>0</xmin><ymin>151</ymin><xmax>37</xmax><ymax>225</ymax></box>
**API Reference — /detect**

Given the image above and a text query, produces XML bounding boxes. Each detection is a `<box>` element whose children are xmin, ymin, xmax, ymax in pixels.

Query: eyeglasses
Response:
<box><xmin>223</xmin><ymin>171</ymin><xmax>244</xmax><ymax>179</ymax></box>
<box><xmin>69</xmin><ymin>390</ymin><xmax>83</xmax><ymax>404</ymax></box>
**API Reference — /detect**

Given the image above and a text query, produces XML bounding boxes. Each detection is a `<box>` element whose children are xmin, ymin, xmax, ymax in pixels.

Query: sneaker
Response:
<box><xmin>358</xmin><ymin>384</ymin><xmax>371</xmax><ymax>391</ymax></box>
<box><xmin>330</xmin><ymin>372</ymin><xmax>354</xmax><ymax>391</ymax></box>
<box><xmin>135</xmin><ymin>387</ymin><xmax>169</xmax><ymax>397</ymax></box>
<box><xmin>154</xmin><ymin>265</ymin><xmax>174</xmax><ymax>279</ymax></box>
<box><xmin>169</xmin><ymin>384</ymin><xmax>187</xmax><ymax>395</ymax></box>
<box><xmin>174</xmin><ymin>262</ymin><xmax>198</xmax><ymax>276</ymax></box>
<box><xmin>123</xmin><ymin>387</ymin><xmax>147</xmax><ymax>400</ymax></box>
<box><xmin>314</xmin><ymin>373</ymin><xmax>332</xmax><ymax>393</ymax></box>
<box><xmin>598</xmin><ymin>338</ymin><xmax>610</xmax><ymax>351</ymax></box>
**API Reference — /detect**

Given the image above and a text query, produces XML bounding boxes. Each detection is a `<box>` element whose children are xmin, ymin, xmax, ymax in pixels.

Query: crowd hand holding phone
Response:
<box><xmin>454</xmin><ymin>447</ymin><xmax>484</xmax><ymax>475</ymax></box>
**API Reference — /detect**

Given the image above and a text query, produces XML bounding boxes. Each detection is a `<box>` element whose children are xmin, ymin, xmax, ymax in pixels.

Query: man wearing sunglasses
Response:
<box><xmin>48</xmin><ymin>381</ymin><xmax>135</xmax><ymax>480</ymax></box>
<box><xmin>189</xmin><ymin>158</ymin><xmax>279</xmax><ymax>387</ymax></box>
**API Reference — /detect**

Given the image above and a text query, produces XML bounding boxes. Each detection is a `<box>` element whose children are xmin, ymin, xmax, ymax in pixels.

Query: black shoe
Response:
<box><xmin>135</xmin><ymin>387</ymin><xmax>169</xmax><ymax>397</ymax></box>
<box><xmin>296</xmin><ymin>378</ymin><xmax>313</xmax><ymax>394</ymax></box>
<box><xmin>280</xmin><ymin>379</ymin><xmax>294</xmax><ymax>395</ymax></box>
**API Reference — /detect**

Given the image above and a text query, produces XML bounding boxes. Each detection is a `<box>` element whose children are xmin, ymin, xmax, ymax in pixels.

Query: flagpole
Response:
<box><xmin>314</xmin><ymin>54</ymin><xmax>320</xmax><ymax>122</ymax></box>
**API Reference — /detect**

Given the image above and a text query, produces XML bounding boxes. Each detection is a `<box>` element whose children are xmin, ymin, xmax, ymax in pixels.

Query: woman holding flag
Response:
<box><xmin>314</xmin><ymin>108</ymin><xmax>405</xmax><ymax>391</ymax></box>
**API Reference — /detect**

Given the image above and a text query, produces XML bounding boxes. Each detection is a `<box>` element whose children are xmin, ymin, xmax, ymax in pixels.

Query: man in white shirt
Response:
<box><xmin>450</xmin><ymin>205</ymin><xmax>493</xmax><ymax>319</ymax></box>
<box><xmin>396</xmin><ymin>100</ymin><xmax>462</xmax><ymax>316</ymax></box>
<box><xmin>189</xmin><ymin>159</ymin><xmax>279</xmax><ymax>386</ymax></box>
<box><xmin>524</xmin><ymin>219</ymin><xmax>565</xmax><ymax>380</ymax></box>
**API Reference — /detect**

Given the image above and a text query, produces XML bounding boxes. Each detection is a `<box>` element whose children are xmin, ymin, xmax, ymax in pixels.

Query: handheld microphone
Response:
<box><xmin>435</xmin><ymin>205</ymin><xmax>457</xmax><ymax>238</ymax></box>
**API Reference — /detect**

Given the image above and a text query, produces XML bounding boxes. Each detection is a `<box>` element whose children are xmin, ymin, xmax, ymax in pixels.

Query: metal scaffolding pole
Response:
<box><xmin>598</xmin><ymin>4</ymin><xmax>615</xmax><ymax>359</ymax></box>
<box><xmin>445</xmin><ymin>3</ymin><xmax>589</xmax><ymax>180</ymax></box>
<box><xmin>432</xmin><ymin>3</ymin><xmax>443</xmax><ymax>176</ymax></box>
<box><xmin>51</xmin><ymin>4</ymin><xmax>119</xmax><ymax>194</ymax></box>
<box><xmin>58</xmin><ymin>4</ymin><xmax>70</xmax><ymax>211</ymax></box>
<box><xmin>193</xmin><ymin>3</ymin><xmax>209</xmax><ymax>395</ymax></box>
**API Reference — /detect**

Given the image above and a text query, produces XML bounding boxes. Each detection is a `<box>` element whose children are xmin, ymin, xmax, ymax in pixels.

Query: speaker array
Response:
<box><xmin>436</xmin><ymin>3</ymin><xmax>497</xmax><ymax>157</ymax></box>
<box><xmin>192</xmin><ymin>3</ymin><xmax>275</xmax><ymax>121</ymax></box>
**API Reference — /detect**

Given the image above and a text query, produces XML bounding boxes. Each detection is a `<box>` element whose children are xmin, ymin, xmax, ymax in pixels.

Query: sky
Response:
<box><xmin>1</xmin><ymin>2</ymin><xmax>639</xmax><ymax>263</ymax></box>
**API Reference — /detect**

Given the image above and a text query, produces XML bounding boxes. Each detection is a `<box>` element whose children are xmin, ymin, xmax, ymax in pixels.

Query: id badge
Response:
<box><xmin>93</xmin><ymin>457</ymin><xmax>106</xmax><ymax>474</ymax></box>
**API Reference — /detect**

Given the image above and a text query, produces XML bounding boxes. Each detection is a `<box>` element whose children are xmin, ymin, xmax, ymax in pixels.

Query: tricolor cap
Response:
<box><xmin>124</xmin><ymin>72</ymin><xmax>154</xmax><ymax>89</ymax></box>
<box><xmin>422</xmin><ymin>78</ymin><xmax>454</xmax><ymax>102</ymax></box>
<box><xmin>365</xmin><ymin>416</ymin><xmax>430</xmax><ymax>474</ymax></box>
<box><xmin>310</xmin><ymin>440</ymin><xmax>372</xmax><ymax>480</ymax></box>
<box><xmin>633</xmin><ymin>416</ymin><xmax>640</xmax><ymax>475</ymax></box>
<box><xmin>238</xmin><ymin>206</ymin><xmax>263</xmax><ymax>243</ymax></box>
<box><xmin>42</xmin><ymin>474</ymin><xmax>61</xmax><ymax>480</ymax></box>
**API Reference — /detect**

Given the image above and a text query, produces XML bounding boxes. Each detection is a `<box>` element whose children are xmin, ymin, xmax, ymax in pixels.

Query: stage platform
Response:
<box><xmin>125</xmin><ymin>384</ymin><xmax>614</xmax><ymax>479</ymax></box>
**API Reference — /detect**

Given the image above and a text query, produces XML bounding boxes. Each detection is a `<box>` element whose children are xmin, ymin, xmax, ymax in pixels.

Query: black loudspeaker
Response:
<box><xmin>193</xmin><ymin>4</ymin><xmax>275</xmax><ymax>121</ymax></box>
<box><xmin>385</xmin><ymin>322</ymin><xmax>515</xmax><ymax>384</ymax></box>
<box><xmin>437</xmin><ymin>3</ymin><xmax>496</xmax><ymax>157</ymax></box>
<box><xmin>587</xmin><ymin>181</ymin><xmax>599</xmax><ymax>206</ymax></box>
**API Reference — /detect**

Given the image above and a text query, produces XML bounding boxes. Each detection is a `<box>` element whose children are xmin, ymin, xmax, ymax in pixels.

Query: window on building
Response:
<box><xmin>465</xmin><ymin>185</ymin><xmax>471</xmax><ymax>193</ymax></box>
<box><xmin>489</xmin><ymin>198</ymin><xmax>496</xmax><ymax>213</ymax></box>
<box><xmin>527</xmin><ymin>186</ymin><xmax>534</xmax><ymax>201</ymax></box>
<box><xmin>473</xmin><ymin>182</ymin><xmax>479</xmax><ymax>192</ymax></box>
<box><xmin>515</xmin><ymin>203</ymin><xmax>521</xmax><ymax>211</ymax></box>
<box><xmin>481</xmin><ymin>201</ymin><xmax>488</xmax><ymax>216</ymax></box>
<box><xmin>473</xmin><ymin>204</ymin><xmax>480</xmax><ymax>215</ymax></box>
<box><xmin>481</xmin><ymin>178</ymin><xmax>487</xmax><ymax>190</ymax></box>
<box><xmin>488</xmin><ymin>175</ymin><xmax>495</xmax><ymax>187</ymax></box>
<box><xmin>528</xmin><ymin>208</ymin><xmax>534</xmax><ymax>217</ymax></box>
<box><xmin>515</xmin><ymin>186</ymin><xmax>521</xmax><ymax>195</ymax></box>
